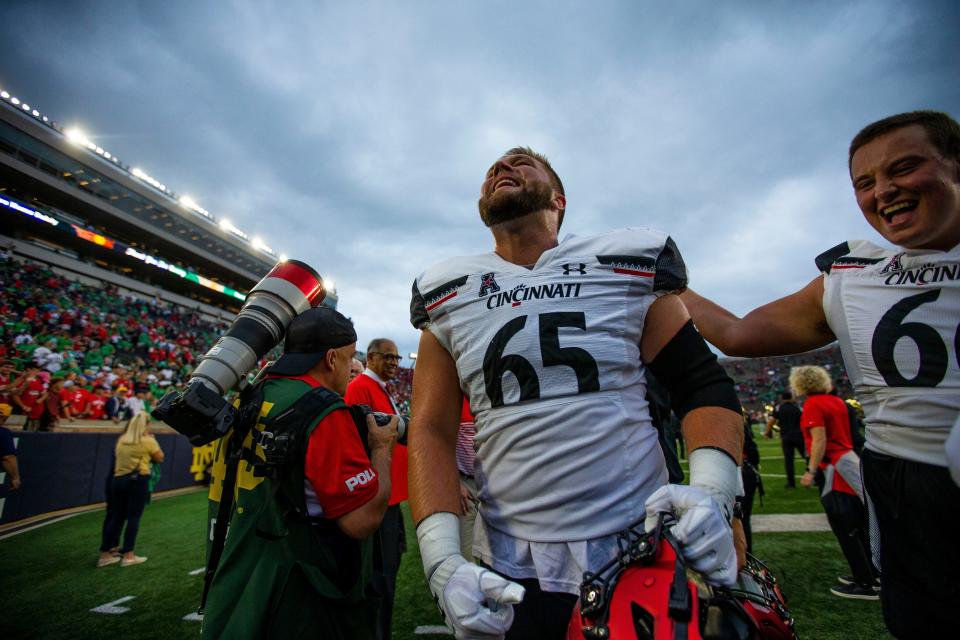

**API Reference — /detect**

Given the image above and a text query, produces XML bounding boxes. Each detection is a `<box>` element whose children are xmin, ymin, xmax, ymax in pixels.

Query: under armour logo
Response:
<box><xmin>880</xmin><ymin>252</ymin><xmax>905</xmax><ymax>275</ymax></box>
<box><xmin>479</xmin><ymin>272</ymin><xmax>500</xmax><ymax>296</ymax></box>
<box><xmin>562</xmin><ymin>263</ymin><xmax>587</xmax><ymax>275</ymax></box>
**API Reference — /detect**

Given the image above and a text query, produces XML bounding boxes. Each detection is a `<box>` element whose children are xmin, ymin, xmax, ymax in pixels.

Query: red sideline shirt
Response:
<box><xmin>283</xmin><ymin>374</ymin><xmax>380</xmax><ymax>519</ymax></box>
<box><xmin>345</xmin><ymin>371</ymin><xmax>408</xmax><ymax>505</ymax></box>
<box><xmin>19</xmin><ymin>378</ymin><xmax>47</xmax><ymax>419</ymax></box>
<box><xmin>800</xmin><ymin>393</ymin><xmax>856</xmax><ymax>495</ymax></box>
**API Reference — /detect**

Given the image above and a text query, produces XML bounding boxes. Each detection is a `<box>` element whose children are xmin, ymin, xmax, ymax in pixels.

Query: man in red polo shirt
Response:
<box><xmin>345</xmin><ymin>338</ymin><xmax>406</xmax><ymax>640</ymax></box>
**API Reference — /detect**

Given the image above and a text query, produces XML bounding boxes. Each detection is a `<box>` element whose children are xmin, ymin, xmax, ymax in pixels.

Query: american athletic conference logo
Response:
<box><xmin>479</xmin><ymin>272</ymin><xmax>500</xmax><ymax>297</ymax></box>
<box><xmin>879</xmin><ymin>252</ymin><xmax>905</xmax><ymax>275</ymax></box>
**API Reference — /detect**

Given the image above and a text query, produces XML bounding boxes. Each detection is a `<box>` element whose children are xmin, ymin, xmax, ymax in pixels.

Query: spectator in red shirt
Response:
<box><xmin>87</xmin><ymin>386</ymin><xmax>109</xmax><ymax>420</ymax></box>
<box><xmin>13</xmin><ymin>365</ymin><xmax>47</xmax><ymax>430</ymax></box>
<box><xmin>0</xmin><ymin>360</ymin><xmax>19</xmax><ymax>406</ymax></box>
<box><xmin>63</xmin><ymin>382</ymin><xmax>91</xmax><ymax>419</ymax></box>
<box><xmin>792</xmin><ymin>365</ymin><xmax>878</xmax><ymax>600</ymax></box>
<box><xmin>344</xmin><ymin>338</ymin><xmax>407</xmax><ymax>640</ymax></box>
<box><xmin>40</xmin><ymin>378</ymin><xmax>67</xmax><ymax>431</ymax></box>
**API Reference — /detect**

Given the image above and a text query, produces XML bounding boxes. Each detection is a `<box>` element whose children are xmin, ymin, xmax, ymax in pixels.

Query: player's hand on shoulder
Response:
<box><xmin>644</xmin><ymin>484</ymin><xmax>738</xmax><ymax>587</ymax></box>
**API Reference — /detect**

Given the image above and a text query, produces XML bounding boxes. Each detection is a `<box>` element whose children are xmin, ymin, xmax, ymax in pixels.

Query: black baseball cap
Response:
<box><xmin>270</xmin><ymin>307</ymin><xmax>357</xmax><ymax>376</ymax></box>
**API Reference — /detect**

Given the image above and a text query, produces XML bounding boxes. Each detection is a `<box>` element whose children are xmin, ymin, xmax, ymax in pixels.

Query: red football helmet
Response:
<box><xmin>566</xmin><ymin>516</ymin><xmax>798</xmax><ymax>640</ymax></box>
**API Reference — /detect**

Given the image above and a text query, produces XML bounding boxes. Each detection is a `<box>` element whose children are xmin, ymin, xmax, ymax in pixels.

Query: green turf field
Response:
<box><xmin>1</xmin><ymin>427</ymin><xmax>889</xmax><ymax>639</ymax></box>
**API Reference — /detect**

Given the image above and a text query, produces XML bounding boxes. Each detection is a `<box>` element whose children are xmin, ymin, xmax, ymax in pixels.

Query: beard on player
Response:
<box><xmin>477</xmin><ymin>179</ymin><xmax>556</xmax><ymax>227</ymax></box>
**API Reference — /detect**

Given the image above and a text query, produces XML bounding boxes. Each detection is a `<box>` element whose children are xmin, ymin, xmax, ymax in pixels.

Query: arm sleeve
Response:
<box><xmin>410</xmin><ymin>278</ymin><xmax>430</xmax><ymax>330</ymax></box>
<box><xmin>304</xmin><ymin>409</ymin><xmax>379</xmax><ymax>519</ymax></box>
<box><xmin>653</xmin><ymin>235</ymin><xmax>688</xmax><ymax>295</ymax></box>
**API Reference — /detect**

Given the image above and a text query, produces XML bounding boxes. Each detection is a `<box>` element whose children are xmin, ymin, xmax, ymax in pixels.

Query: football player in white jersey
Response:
<box><xmin>409</xmin><ymin>147</ymin><xmax>746</xmax><ymax>639</ymax></box>
<box><xmin>681</xmin><ymin>111</ymin><xmax>960</xmax><ymax>637</ymax></box>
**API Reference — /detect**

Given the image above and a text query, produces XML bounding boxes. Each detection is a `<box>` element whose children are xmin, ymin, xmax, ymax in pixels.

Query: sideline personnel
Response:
<box><xmin>345</xmin><ymin>337</ymin><xmax>408</xmax><ymax>640</ymax></box>
<box><xmin>409</xmin><ymin>146</ymin><xmax>744</xmax><ymax>638</ymax></box>
<box><xmin>680</xmin><ymin>111</ymin><xmax>960</xmax><ymax>637</ymax></box>
<box><xmin>202</xmin><ymin>308</ymin><xmax>397</xmax><ymax>640</ymax></box>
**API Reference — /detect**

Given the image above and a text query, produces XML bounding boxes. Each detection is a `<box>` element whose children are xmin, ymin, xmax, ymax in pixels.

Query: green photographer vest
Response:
<box><xmin>201</xmin><ymin>377</ymin><xmax>379</xmax><ymax>640</ymax></box>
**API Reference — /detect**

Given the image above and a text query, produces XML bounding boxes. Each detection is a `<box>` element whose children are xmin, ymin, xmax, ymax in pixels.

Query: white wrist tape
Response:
<box><xmin>417</xmin><ymin>512</ymin><xmax>464</xmax><ymax>578</ymax></box>
<box><xmin>688</xmin><ymin>448</ymin><xmax>739</xmax><ymax>520</ymax></box>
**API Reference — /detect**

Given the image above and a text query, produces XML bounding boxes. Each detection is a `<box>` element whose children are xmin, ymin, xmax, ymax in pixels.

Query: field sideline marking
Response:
<box><xmin>0</xmin><ymin>486</ymin><xmax>204</xmax><ymax>540</ymax></box>
<box><xmin>415</xmin><ymin>625</ymin><xmax>452</xmax><ymax>635</ymax></box>
<box><xmin>90</xmin><ymin>595</ymin><xmax>135</xmax><ymax>614</ymax></box>
<box><xmin>188</xmin><ymin>567</ymin><xmax>205</xmax><ymax>576</ymax></box>
<box><xmin>0</xmin><ymin>513</ymin><xmax>79</xmax><ymax>541</ymax></box>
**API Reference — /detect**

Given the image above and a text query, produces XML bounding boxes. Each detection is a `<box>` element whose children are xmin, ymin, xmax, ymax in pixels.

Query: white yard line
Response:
<box><xmin>90</xmin><ymin>595</ymin><xmax>135</xmax><ymax>615</ymax></box>
<box><xmin>415</xmin><ymin>625</ymin><xmax>452</xmax><ymax>635</ymax></box>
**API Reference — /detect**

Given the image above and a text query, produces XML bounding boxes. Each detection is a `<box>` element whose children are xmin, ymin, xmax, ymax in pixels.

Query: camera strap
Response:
<box><xmin>254</xmin><ymin>386</ymin><xmax>344</xmax><ymax>514</ymax></box>
<box><xmin>199</xmin><ymin>382</ymin><xmax>265</xmax><ymax>613</ymax></box>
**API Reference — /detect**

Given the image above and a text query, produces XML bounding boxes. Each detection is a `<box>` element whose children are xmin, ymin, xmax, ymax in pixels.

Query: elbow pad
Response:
<box><xmin>647</xmin><ymin>319</ymin><xmax>741</xmax><ymax>419</ymax></box>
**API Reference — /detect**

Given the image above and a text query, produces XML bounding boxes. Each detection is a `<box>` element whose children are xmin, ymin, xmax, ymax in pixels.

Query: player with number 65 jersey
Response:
<box><xmin>408</xmin><ymin>146</ymin><xmax>746</xmax><ymax>640</ymax></box>
<box><xmin>411</xmin><ymin>228</ymin><xmax>685</xmax><ymax>542</ymax></box>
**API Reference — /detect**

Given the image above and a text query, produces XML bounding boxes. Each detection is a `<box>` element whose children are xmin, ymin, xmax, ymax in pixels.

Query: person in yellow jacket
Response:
<box><xmin>97</xmin><ymin>411</ymin><xmax>163</xmax><ymax>567</ymax></box>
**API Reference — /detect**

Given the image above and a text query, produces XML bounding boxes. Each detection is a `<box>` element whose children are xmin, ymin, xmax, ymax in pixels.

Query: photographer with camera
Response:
<box><xmin>201</xmin><ymin>307</ymin><xmax>398</xmax><ymax>640</ymax></box>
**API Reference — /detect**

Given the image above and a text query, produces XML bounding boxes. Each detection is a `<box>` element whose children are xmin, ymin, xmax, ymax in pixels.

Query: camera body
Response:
<box><xmin>351</xmin><ymin>403</ymin><xmax>408</xmax><ymax>452</ymax></box>
<box><xmin>153</xmin><ymin>260</ymin><xmax>325</xmax><ymax>446</ymax></box>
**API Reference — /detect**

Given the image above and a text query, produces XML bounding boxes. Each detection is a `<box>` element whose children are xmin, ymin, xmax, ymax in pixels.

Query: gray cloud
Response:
<box><xmin>1</xmin><ymin>0</ymin><xmax>958</xmax><ymax>359</ymax></box>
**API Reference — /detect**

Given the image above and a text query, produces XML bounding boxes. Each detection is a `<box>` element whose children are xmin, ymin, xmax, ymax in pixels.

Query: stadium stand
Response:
<box><xmin>720</xmin><ymin>346</ymin><xmax>854</xmax><ymax>417</ymax></box>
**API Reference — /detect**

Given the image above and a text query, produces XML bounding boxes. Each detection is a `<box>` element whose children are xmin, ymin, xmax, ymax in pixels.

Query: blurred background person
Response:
<box><xmin>97</xmin><ymin>412</ymin><xmax>164</xmax><ymax>567</ymax></box>
<box><xmin>739</xmin><ymin>407</ymin><xmax>761</xmax><ymax>553</ymax></box>
<box><xmin>791</xmin><ymin>366</ymin><xmax>877</xmax><ymax>600</ymax></box>
<box><xmin>349</xmin><ymin>357</ymin><xmax>364</xmax><ymax>382</ymax></box>
<box><xmin>765</xmin><ymin>391</ymin><xmax>805</xmax><ymax>488</ymax></box>
<box><xmin>456</xmin><ymin>397</ymin><xmax>477</xmax><ymax>560</ymax></box>
<box><xmin>345</xmin><ymin>338</ymin><xmax>406</xmax><ymax>640</ymax></box>
<box><xmin>0</xmin><ymin>403</ymin><xmax>21</xmax><ymax>491</ymax></box>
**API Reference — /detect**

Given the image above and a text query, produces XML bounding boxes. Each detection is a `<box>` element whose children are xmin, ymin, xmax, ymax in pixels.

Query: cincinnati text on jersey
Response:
<box><xmin>881</xmin><ymin>261</ymin><xmax>960</xmax><ymax>286</ymax></box>
<box><xmin>486</xmin><ymin>282</ymin><xmax>583</xmax><ymax>309</ymax></box>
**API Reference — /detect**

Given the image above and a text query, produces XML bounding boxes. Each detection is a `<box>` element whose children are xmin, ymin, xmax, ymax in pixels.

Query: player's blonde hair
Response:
<box><xmin>789</xmin><ymin>365</ymin><xmax>833</xmax><ymax>397</ymax></box>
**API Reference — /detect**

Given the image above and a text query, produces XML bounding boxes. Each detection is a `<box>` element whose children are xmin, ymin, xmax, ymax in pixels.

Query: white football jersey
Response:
<box><xmin>819</xmin><ymin>240</ymin><xmax>960</xmax><ymax>466</ymax></box>
<box><xmin>411</xmin><ymin>228</ymin><xmax>687</xmax><ymax>541</ymax></box>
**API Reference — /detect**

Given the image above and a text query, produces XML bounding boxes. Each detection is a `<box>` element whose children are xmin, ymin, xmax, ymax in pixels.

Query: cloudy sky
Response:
<box><xmin>1</xmin><ymin>1</ymin><xmax>958</xmax><ymax>359</ymax></box>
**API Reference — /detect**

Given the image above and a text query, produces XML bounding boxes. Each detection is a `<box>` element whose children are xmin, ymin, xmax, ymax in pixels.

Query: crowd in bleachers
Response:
<box><xmin>2</xmin><ymin>252</ymin><xmax>861</xmax><ymax>429</ymax></box>
<box><xmin>0</xmin><ymin>252</ymin><xmax>231</xmax><ymax>428</ymax></box>
<box><xmin>720</xmin><ymin>348</ymin><xmax>854</xmax><ymax>419</ymax></box>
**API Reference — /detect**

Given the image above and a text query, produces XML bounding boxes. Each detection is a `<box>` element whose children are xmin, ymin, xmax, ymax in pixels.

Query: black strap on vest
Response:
<box><xmin>198</xmin><ymin>383</ymin><xmax>345</xmax><ymax>612</ymax></box>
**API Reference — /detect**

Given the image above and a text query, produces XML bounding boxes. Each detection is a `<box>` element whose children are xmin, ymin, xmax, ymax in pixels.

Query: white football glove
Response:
<box><xmin>644</xmin><ymin>448</ymin><xmax>740</xmax><ymax>587</ymax></box>
<box><xmin>418</xmin><ymin>512</ymin><xmax>525</xmax><ymax>639</ymax></box>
